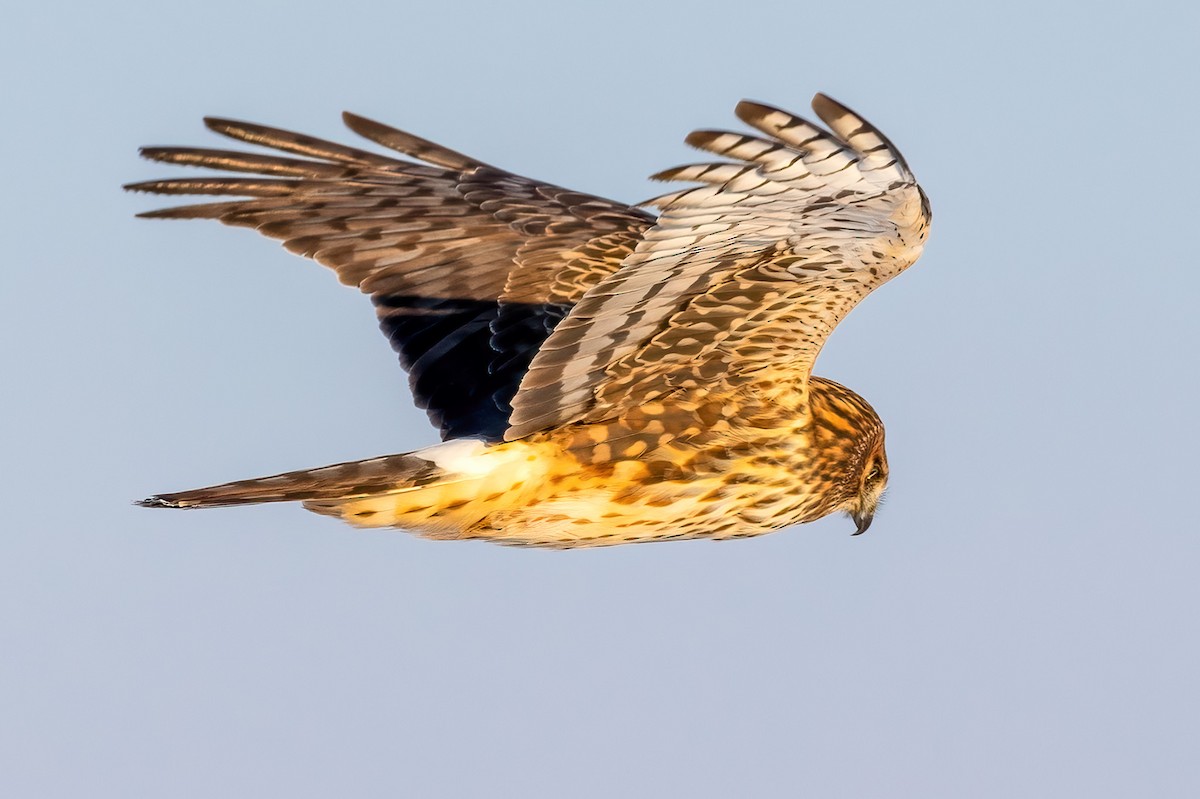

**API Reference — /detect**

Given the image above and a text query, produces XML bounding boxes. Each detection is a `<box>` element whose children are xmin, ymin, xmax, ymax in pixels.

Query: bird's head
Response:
<box><xmin>807</xmin><ymin>377</ymin><xmax>889</xmax><ymax>535</ymax></box>
<box><xmin>845</xmin><ymin>441</ymin><xmax>888</xmax><ymax>535</ymax></box>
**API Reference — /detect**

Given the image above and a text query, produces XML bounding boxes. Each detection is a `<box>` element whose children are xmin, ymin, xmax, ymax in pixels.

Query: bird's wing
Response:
<box><xmin>506</xmin><ymin>94</ymin><xmax>931</xmax><ymax>440</ymax></box>
<box><xmin>127</xmin><ymin>114</ymin><xmax>653</xmax><ymax>441</ymax></box>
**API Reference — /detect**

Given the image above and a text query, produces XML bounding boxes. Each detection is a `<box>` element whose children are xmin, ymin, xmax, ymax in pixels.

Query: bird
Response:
<box><xmin>128</xmin><ymin>93</ymin><xmax>931</xmax><ymax>548</ymax></box>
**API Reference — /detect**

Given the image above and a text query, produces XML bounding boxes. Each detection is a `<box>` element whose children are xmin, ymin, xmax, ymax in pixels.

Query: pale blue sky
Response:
<box><xmin>3</xmin><ymin>1</ymin><xmax>1199</xmax><ymax>796</ymax></box>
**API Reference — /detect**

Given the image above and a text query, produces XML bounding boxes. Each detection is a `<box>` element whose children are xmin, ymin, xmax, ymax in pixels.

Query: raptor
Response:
<box><xmin>130</xmin><ymin>93</ymin><xmax>931</xmax><ymax>547</ymax></box>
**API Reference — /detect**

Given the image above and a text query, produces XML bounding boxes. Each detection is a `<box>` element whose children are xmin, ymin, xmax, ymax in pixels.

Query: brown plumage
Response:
<box><xmin>130</xmin><ymin>93</ymin><xmax>929</xmax><ymax>547</ymax></box>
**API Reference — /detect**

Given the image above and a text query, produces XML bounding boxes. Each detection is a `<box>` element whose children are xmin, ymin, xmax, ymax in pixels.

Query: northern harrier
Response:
<box><xmin>130</xmin><ymin>94</ymin><xmax>931</xmax><ymax>547</ymax></box>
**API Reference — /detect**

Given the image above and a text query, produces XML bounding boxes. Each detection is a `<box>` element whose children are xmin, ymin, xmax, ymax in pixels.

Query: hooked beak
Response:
<box><xmin>851</xmin><ymin>508</ymin><xmax>874</xmax><ymax>536</ymax></box>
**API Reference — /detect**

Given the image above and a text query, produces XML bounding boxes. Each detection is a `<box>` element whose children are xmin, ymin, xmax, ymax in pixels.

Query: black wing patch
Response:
<box><xmin>375</xmin><ymin>295</ymin><xmax>571</xmax><ymax>441</ymax></box>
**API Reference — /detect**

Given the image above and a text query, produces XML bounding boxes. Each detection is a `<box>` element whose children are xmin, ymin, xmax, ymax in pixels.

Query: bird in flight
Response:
<box><xmin>130</xmin><ymin>93</ymin><xmax>931</xmax><ymax>548</ymax></box>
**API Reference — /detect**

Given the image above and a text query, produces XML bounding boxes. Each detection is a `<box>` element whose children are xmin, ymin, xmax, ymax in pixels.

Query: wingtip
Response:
<box><xmin>682</xmin><ymin>130</ymin><xmax>705</xmax><ymax>149</ymax></box>
<box><xmin>340</xmin><ymin>110</ymin><xmax>383</xmax><ymax>139</ymax></box>
<box><xmin>136</xmin><ymin>146</ymin><xmax>184</xmax><ymax>164</ymax></box>
<box><xmin>810</xmin><ymin>92</ymin><xmax>849</xmax><ymax>120</ymax></box>
<box><xmin>123</xmin><ymin>179</ymin><xmax>163</xmax><ymax>195</ymax></box>
<box><xmin>136</xmin><ymin>495</ymin><xmax>184</xmax><ymax>508</ymax></box>
<box><xmin>202</xmin><ymin>116</ymin><xmax>258</xmax><ymax>139</ymax></box>
<box><xmin>683</xmin><ymin>129</ymin><xmax>725</xmax><ymax>151</ymax></box>
<box><xmin>647</xmin><ymin>166</ymin><xmax>682</xmax><ymax>183</ymax></box>
<box><xmin>202</xmin><ymin>116</ymin><xmax>233</xmax><ymax>132</ymax></box>
<box><xmin>811</xmin><ymin>91</ymin><xmax>834</xmax><ymax>107</ymax></box>
<box><xmin>733</xmin><ymin>99</ymin><xmax>779</xmax><ymax>126</ymax></box>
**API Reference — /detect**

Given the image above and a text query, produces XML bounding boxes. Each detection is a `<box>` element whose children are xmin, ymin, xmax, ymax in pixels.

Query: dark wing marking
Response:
<box><xmin>127</xmin><ymin>114</ymin><xmax>653</xmax><ymax>440</ymax></box>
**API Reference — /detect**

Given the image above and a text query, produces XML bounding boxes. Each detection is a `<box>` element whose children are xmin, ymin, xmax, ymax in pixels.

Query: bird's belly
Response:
<box><xmin>469</xmin><ymin>456</ymin><xmax>830</xmax><ymax>548</ymax></box>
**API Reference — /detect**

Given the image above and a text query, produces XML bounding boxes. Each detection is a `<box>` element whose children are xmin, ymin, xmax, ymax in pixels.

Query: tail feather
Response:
<box><xmin>137</xmin><ymin>452</ymin><xmax>438</xmax><ymax>510</ymax></box>
<box><xmin>136</xmin><ymin>439</ymin><xmax>547</xmax><ymax>540</ymax></box>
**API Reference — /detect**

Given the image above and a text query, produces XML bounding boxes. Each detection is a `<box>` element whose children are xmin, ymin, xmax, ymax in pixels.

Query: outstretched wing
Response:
<box><xmin>126</xmin><ymin>114</ymin><xmax>653</xmax><ymax>441</ymax></box>
<box><xmin>506</xmin><ymin>94</ymin><xmax>930</xmax><ymax>439</ymax></box>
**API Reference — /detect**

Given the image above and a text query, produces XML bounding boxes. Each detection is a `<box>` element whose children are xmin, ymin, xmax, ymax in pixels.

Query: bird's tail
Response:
<box><xmin>138</xmin><ymin>439</ymin><xmax>549</xmax><ymax>533</ymax></box>
<box><xmin>137</xmin><ymin>452</ymin><xmax>439</xmax><ymax>509</ymax></box>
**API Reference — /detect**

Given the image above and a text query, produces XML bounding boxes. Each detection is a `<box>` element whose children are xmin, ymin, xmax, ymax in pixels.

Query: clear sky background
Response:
<box><xmin>3</xmin><ymin>1</ymin><xmax>1198</xmax><ymax>796</ymax></box>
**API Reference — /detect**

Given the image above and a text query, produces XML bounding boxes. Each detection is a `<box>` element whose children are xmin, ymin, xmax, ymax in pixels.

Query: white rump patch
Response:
<box><xmin>420</xmin><ymin>439</ymin><xmax>490</xmax><ymax>475</ymax></box>
<box><xmin>419</xmin><ymin>439</ymin><xmax>530</xmax><ymax>479</ymax></box>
